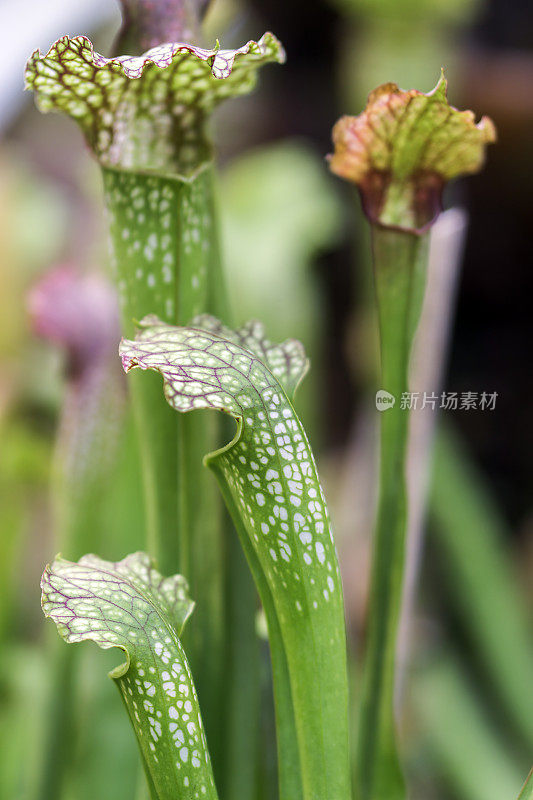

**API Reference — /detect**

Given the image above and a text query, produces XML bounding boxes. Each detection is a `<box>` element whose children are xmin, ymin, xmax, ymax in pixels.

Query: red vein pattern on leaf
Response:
<box><xmin>41</xmin><ymin>552</ymin><xmax>217</xmax><ymax>797</ymax></box>
<box><xmin>25</xmin><ymin>33</ymin><xmax>285</xmax><ymax>173</ymax></box>
<box><xmin>119</xmin><ymin>315</ymin><xmax>343</xmax><ymax>625</ymax></box>
<box><xmin>330</xmin><ymin>75</ymin><xmax>495</xmax><ymax>185</ymax></box>
<box><xmin>329</xmin><ymin>74</ymin><xmax>495</xmax><ymax>231</ymax></box>
<box><xmin>41</xmin><ymin>552</ymin><xmax>193</xmax><ymax>654</ymax></box>
<box><xmin>119</xmin><ymin>316</ymin><xmax>351</xmax><ymax>798</ymax></box>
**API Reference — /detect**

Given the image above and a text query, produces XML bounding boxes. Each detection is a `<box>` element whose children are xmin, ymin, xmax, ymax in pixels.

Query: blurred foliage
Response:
<box><xmin>411</xmin><ymin>652</ymin><xmax>525</xmax><ymax>800</ymax></box>
<box><xmin>329</xmin><ymin>0</ymin><xmax>482</xmax><ymax>25</ymax></box>
<box><xmin>430</xmin><ymin>426</ymin><xmax>533</xmax><ymax>750</ymax></box>
<box><xmin>221</xmin><ymin>140</ymin><xmax>344</xmax><ymax>340</ymax></box>
<box><xmin>0</xmin><ymin>418</ymin><xmax>50</xmax><ymax>641</ymax></box>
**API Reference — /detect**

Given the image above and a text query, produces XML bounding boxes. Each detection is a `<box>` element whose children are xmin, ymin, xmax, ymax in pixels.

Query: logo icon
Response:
<box><xmin>375</xmin><ymin>390</ymin><xmax>395</xmax><ymax>411</ymax></box>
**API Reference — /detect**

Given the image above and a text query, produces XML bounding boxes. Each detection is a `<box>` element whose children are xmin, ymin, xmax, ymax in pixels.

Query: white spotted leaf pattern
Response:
<box><xmin>41</xmin><ymin>552</ymin><xmax>218</xmax><ymax>800</ymax></box>
<box><xmin>25</xmin><ymin>33</ymin><xmax>284</xmax><ymax>175</ymax></box>
<box><xmin>120</xmin><ymin>316</ymin><xmax>351</xmax><ymax>800</ymax></box>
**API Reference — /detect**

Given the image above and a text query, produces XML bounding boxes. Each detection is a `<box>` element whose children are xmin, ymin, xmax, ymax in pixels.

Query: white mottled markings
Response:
<box><xmin>103</xmin><ymin>169</ymin><xmax>213</xmax><ymax>325</ymax></box>
<box><xmin>25</xmin><ymin>34</ymin><xmax>285</xmax><ymax>175</ymax></box>
<box><xmin>120</xmin><ymin>316</ymin><xmax>344</xmax><ymax>624</ymax></box>
<box><xmin>41</xmin><ymin>552</ymin><xmax>217</xmax><ymax>799</ymax></box>
<box><xmin>120</xmin><ymin>317</ymin><xmax>351</xmax><ymax>797</ymax></box>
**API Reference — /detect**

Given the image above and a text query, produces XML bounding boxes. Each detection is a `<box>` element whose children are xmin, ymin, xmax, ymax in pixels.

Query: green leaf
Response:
<box><xmin>430</xmin><ymin>426</ymin><xmax>533</xmax><ymax>748</ymax></box>
<box><xmin>25</xmin><ymin>19</ymin><xmax>276</xmax><ymax>800</ymax></box>
<box><xmin>413</xmin><ymin>652</ymin><xmax>528</xmax><ymax>800</ymax></box>
<box><xmin>26</xmin><ymin>28</ymin><xmax>280</xmax><ymax>782</ymax></box>
<box><xmin>25</xmin><ymin>33</ymin><xmax>285</xmax><ymax>175</ymax></box>
<box><xmin>41</xmin><ymin>552</ymin><xmax>218</xmax><ymax>800</ymax></box>
<box><xmin>328</xmin><ymin>73</ymin><xmax>495</xmax><ymax>231</ymax></box>
<box><xmin>103</xmin><ymin>167</ymin><xmax>221</xmax><ymax>332</ymax></box>
<box><xmin>120</xmin><ymin>316</ymin><xmax>351</xmax><ymax>800</ymax></box>
<box><xmin>518</xmin><ymin>769</ymin><xmax>533</xmax><ymax>800</ymax></box>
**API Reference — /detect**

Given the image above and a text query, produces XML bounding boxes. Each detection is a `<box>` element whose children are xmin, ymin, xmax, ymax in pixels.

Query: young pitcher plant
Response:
<box><xmin>329</xmin><ymin>74</ymin><xmax>496</xmax><ymax>800</ymax></box>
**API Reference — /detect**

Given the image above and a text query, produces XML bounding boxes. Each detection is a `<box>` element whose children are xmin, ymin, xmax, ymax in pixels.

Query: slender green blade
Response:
<box><xmin>518</xmin><ymin>770</ymin><xmax>533</xmax><ymax>800</ymax></box>
<box><xmin>413</xmin><ymin>653</ymin><xmax>528</xmax><ymax>800</ymax></box>
<box><xmin>430</xmin><ymin>426</ymin><xmax>533</xmax><ymax>748</ymax></box>
<box><xmin>212</xmin><ymin>453</ymin><xmax>303</xmax><ymax>800</ymax></box>
<box><xmin>41</xmin><ymin>552</ymin><xmax>217</xmax><ymax>800</ymax></box>
<box><xmin>120</xmin><ymin>316</ymin><xmax>351</xmax><ymax>800</ymax></box>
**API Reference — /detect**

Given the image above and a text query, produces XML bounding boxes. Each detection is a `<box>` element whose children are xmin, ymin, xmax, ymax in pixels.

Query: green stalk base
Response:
<box><xmin>104</xmin><ymin>163</ymin><xmax>226</xmax><ymax>778</ymax></box>
<box><xmin>355</xmin><ymin>226</ymin><xmax>429</xmax><ymax>800</ymax></box>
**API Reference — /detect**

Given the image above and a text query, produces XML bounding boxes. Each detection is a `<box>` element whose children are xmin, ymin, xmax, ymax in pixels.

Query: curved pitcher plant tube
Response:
<box><xmin>329</xmin><ymin>74</ymin><xmax>496</xmax><ymax>800</ymax></box>
<box><xmin>24</xmin><ymin>32</ymin><xmax>285</xmax><ymax>349</ymax></box>
<box><xmin>41</xmin><ymin>552</ymin><xmax>217</xmax><ymax>800</ymax></box>
<box><xmin>120</xmin><ymin>315</ymin><xmax>351</xmax><ymax>800</ymax></box>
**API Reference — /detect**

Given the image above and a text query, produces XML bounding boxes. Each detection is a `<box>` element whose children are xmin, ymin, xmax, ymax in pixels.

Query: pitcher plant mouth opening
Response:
<box><xmin>328</xmin><ymin>72</ymin><xmax>496</xmax><ymax>234</ymax></box>
<box><xmin>25</xmin><ymin>33</ymin><xmax>285</xmax><ymax>178</ymax></box>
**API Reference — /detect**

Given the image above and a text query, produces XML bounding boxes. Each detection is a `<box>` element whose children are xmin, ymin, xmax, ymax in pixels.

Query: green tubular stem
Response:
<box><xmin>209</xmin><ymin>280</ymin><xmax>303</xmax><ymax>798</ymax></box>
<box><xmin>103</xmin><ymin>162</ymin><xmax>225</xmax><ymax>776</ymax></box>
<box><xmin>103</xmin><ymin>162</ymin><xmax>219</xmax><ymax>570</ymax></box>
<box><xmin>207</xmin><ymin>206</ymin><xmax>261</xmax><ymax>800</ymax></box>
<box><xmin>355</xmin><ymin>226</ymin><xmax>429</xmax><ymax>800</ymax></box>
<box><xmin>118</xmin><ymin>689</ymin><xmax>160</xmax><ymax>800</ymax></box>
<box><xmin>119</xmin><ymin>317</ymin><xmax>352</xmax><ymax>800</ymax></box>
<box><xmin>105</xmin><ymin>162</ymin><xmax>263</xmax><ymax>799</ymax></box>
<box><xmin>206</xmin><ymin>416</ymin><xmax>350</xmax><ymax>800</ymax></box>
<box><xmin>208</xmin><ymin>453</ymin><xmax>304</xmax><ymax>800</ymax></box>
<box><xmin>219</xmin><ymin>413</ymin><xmax>262</xmax><ymax>800</ymax></box>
